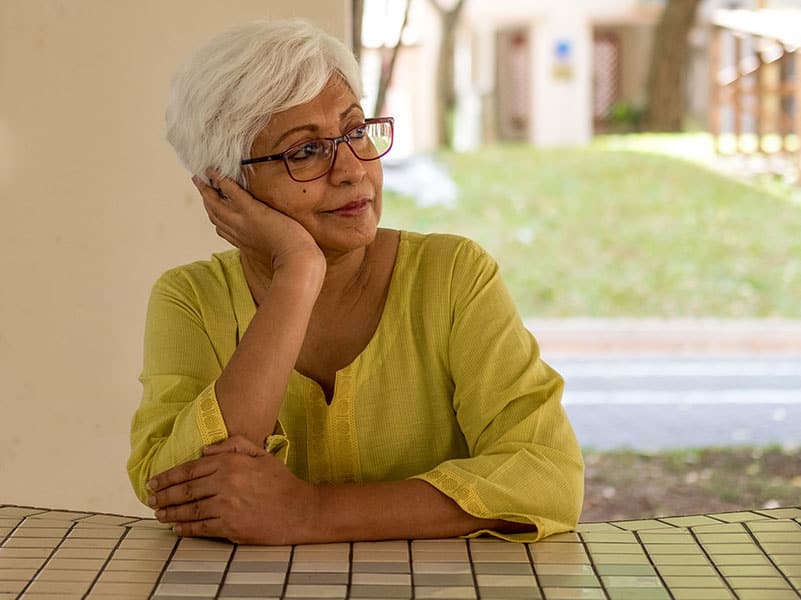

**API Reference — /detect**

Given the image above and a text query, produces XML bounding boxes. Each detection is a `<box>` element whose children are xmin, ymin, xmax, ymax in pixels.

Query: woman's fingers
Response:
<box><xmin>206</xmin><ymin>168</ymin><xmax>251</xmax><ymax>204</ymax></box>
<box><xmin>203</xmin><ymin>435</ymin><xmax>266</xmax><ymax>457</ymax></box>
<box><xmin>147</xmin><ymin>456</ymin><xmax>218</xmax><ymax>493</ymax></box>
<box><xmin>155</xmin><ymin>493</ymin><xmax>219</xmax><ymax>523</ymax></box>
<box><xmin>174</xmin><ymin>517</ymin><xmax>226</xmax><ymax>538</ymax></box>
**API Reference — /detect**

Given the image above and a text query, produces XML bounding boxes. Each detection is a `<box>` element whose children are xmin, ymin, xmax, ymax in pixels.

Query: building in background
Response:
<box><xmin>360</xmin><ymin>0</ymin><xmax>795</xmax><ymax>153</ymax></box>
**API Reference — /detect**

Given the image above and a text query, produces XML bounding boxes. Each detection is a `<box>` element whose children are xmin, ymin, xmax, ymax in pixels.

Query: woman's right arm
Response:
<box><xmin>128</xmin><ymin>172</ymin><xmax>324</xmax><ymax>502</ymax></box>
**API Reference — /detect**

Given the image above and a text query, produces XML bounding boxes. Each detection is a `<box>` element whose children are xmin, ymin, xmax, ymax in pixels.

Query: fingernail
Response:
<box><xmin>147</xmin><ymin>495</ymin><xmax>157</xmax><ymax>507</ymax></box>
<box><xmin>191</xmin><ymin>175</ymin><xmax>200</xmax><ymax>186</ymax></box>
<box><xmin>147</xmin><ymin>479</ymin><xmax>157</xmax><ymax>491</ymax></box>
<box><xmin>155</xmin><ymin>509</ymin><xmax>165</xmax><ymax>520</ymax></box>
<box><xmin>174</xmin><ymin>524</ymin><xmax>184</xmax><ymax>536</ymax></box>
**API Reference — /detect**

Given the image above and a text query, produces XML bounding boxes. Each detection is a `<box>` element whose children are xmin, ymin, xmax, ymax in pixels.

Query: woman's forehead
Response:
<box><xmin>258</xmin><ymin>80</ymin><xmax>363</xmax><ymax>147</ymax></box>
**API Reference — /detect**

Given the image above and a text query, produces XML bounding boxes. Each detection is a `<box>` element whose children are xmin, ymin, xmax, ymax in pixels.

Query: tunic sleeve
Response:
<box><xmin>126</xmin><ymin>270</ymin><xmax>231</xmax><ymax>504</ymax></box>
<box><xmin>411</xmin><ymin>240</ymin><xmax>584</xmax><ymax>542</ymax></box>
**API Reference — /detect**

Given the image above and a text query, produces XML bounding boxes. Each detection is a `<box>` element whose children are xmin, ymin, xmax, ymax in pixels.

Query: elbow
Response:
<box><xmin>126</xmin><ymin>454</ymin><xmax>154</xmax><ymax>507</ymax></box>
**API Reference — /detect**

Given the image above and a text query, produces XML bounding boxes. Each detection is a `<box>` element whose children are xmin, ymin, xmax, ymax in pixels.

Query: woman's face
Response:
<box><xmin>246</xmin><ymin>77</ymin><xmax>383</xmax><ymax>257</ymax></box>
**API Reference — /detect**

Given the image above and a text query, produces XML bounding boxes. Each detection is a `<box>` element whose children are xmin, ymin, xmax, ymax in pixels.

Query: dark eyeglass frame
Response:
<box><xmin>240</xmin><ymin>116</ymin><xmax>395</xmax><ymax>182</ymax></box>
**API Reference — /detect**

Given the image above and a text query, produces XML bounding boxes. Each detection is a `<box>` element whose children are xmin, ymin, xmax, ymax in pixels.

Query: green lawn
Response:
<box><xmin>381</xmin><ymin>136</ymin><xmax>801</xmax><ymax>317</ymax></box>
<box><xmin>581</xmin><ymin>445</ymin><xmax>801</xmax><ymax>522</ymax></box>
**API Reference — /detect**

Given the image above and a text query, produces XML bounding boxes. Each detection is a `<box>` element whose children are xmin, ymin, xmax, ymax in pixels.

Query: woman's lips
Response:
<box><xmin>327</xmin><ymin>199</ymin><xmax>370</xmax><ymax>217</ymax></box>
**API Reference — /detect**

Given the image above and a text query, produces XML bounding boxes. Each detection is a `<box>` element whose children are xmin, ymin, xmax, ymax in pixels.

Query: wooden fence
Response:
<box><xmin>709</xmin><ymin>9</ymin><xmax>801</xmax><ymax>173</ymax></box>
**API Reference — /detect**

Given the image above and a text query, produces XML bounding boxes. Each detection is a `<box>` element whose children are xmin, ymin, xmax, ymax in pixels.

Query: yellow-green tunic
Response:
<box><xmin>128</xmin><ymin>231</ymin><xmax>584</xmax><ymax>541</ymax></box>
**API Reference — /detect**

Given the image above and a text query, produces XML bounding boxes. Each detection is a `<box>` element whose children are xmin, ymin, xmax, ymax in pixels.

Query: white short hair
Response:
<box><xmin>166</xmin><ymin>19</ymin><xmax>362</xmax><ymax>187</ymax></box>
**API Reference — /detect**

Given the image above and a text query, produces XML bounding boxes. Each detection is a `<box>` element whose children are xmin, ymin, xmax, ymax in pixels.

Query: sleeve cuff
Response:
<box><xmin>195</xmin><ymin>382</ymin><xmax>229</xmax><ymax>447</ymax></box>
<box><xmin>411</xmin><ymin>468</ymin><xmax>546</xmax><ymax>543</ymax></box>
<box><xmin>264</xmin><ymin>420</ymin><xmax>290</xmax><ymax>464</ymax></box>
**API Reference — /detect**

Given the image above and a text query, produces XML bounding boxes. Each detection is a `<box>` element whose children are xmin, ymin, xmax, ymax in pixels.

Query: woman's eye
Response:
<box><xmin>287</xmin><ymin>141</ymin><xmax>325</xmax><ymax>161</ymax></box>
<box><xmin>349</xmin><ymin>126</ymin><xmax>367</xmax><ymax>139</ymax></box>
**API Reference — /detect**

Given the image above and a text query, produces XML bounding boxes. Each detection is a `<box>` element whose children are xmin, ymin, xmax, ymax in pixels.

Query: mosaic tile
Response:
<box><xmin>35</xmin><ymin>568</ymin><xmax>98</xmax><ymax>582</ymax></box>
<box><xmin>539</xmin><ymin>588</ymin><xmax>605</xmax><ymax>599</ymax></box>
<box><xmin>96</xmin><ymin>569</ymin><xmax>163</xmax><ymax>583</ymax></box>
<box><xmin>414</xmin><ymin>585</ymin><xmax>476</xmax><ymax>599</ymax></box>
<box><xmin>348</xmin><ymin>584</ymin><xmax>412</xmax><ymax>598</ymax></box>
<box><xmin>283</xmin><ymin>583</ymin><xmax>348</xmax><ymax>598</ymax></box>
<box><xmin>218</xmin><ymin>582</ymin><xmax>284</xmax><ymax>597</ymax></box>
<box><xmin>605</xmin><ymin>589</ymin><xmax>671</xmax><ymax>600</ymax></box>
<box><xmin>227</xmin><ymin>560</ymin><xmax>290</xmax><ymax>572</ymax></box>
<box><xmin>288</xmin><ymin>560</ymin><xmax>349</xmax><ymax>573</ymax></box>
<box><xmin>661</xmin><ymin>515</ymin><xmax>727</xmax><ymax>527</ymax></box>
<box><xmin>478</xmin><ymin>589</ymin><xmax>542</xmax><ymax>599</ymax></box>
<box><xmin>413</xmin><ymin>572</ymin><xmax>474</xmax><ymax>586</ymax></box>
<box><xmin>610</xmin><ymin>519</ymin><xmax>675</xmax><ymax>531</ymax></box>
<box><xmin>756</xmin><ymin>508</ymin><xmax>801</xmax><ymax>519</ymax></box>
<box><xmin>0</xmin><ymin>507</ymin><xmax>47</xmax><ymax>518</ymax></box>
<box><xmin>351</xmin><ymin>561</ymin><xmax>410</xmax><ymax>573</ymax></box>
<box><xmin>472</xmin><ymin>562</ymin><xmax>533</xmax><ymax>575</ymax></box>
<box><xmin>222</xmin><ymin>571</ymin><xmax>285</xmax><ymax>585</ymax></box>
<box><xmin>160</xmin><ymin>571</ymin><xmax>225</xmax><ymax>584</ymax></box>
<box><xmin>670</xmin><ymin>590</ymin><xmax>734</xmax><ymax>600</ymax></box>
<box><xmin>1</xmin><ymin>504</ymin><xmax>800</xmax><ymax>599</ymax></box>
<box><xmin>735</xmin><ymin>590</ymin><xmax>801</xmax><ymax>600</ymax></box>
<box><xmin>706</xmin><ymin>511</ymin><xmax>765</xmax><ymax>523</ymax></box>
<box><xmin>287</xmin><ymin>572</ymin><xmax>349</xmax><ymax>585</ymax></box>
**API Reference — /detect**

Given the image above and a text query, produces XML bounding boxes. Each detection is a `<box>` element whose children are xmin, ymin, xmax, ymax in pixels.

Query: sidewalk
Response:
<box><xmin>524</xmin><ymin>318</ymin><xmax>801</xmax><ymax>355</ymax></box>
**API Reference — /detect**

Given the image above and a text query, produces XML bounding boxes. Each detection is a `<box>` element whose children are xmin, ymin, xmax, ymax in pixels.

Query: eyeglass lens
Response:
<box><xmin>285</xmin><ymin>121</ymin><xmax>392</xmax><ymax>182</ymax></box>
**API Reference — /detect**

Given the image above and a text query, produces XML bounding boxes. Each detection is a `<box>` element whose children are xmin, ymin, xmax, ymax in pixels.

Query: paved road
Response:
<box><xmin>547</xmin><ymin>354</ymin><xmax>801</xmax><ymax>451</ymax></box>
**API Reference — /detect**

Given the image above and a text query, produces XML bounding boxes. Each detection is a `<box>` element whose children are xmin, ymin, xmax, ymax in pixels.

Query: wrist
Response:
<box><xmin>300</xmin><ymin>483</ymin><xmax>326</xmax><ymax>544</ymax></box>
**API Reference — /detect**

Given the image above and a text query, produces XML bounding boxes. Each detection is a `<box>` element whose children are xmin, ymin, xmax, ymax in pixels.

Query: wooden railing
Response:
<box><xmin>709</xmin><ymin>9</ymin><xmax>801</xmax><ymax>173</ymax></box>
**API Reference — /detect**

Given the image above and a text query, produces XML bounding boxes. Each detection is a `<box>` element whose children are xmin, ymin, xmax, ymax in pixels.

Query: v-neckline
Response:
<box><xmin>231</xmin><ymin>230</ymin><xmax>407</xmax><ymax>406</ymax></box>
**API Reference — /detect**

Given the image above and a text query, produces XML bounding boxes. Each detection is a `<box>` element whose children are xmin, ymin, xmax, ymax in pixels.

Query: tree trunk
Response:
<box><xmin>429</xmin><ymin>0</ymin><xmax>467</xmax><ymax>147</ymax></box>
<box><xmin>351</xmin><ymin>0</ymin><xmax>364</xmax><ymax>65</ymax></box>
<box><xmin>643</xmin><ymin>0</ymin><xmax>701</xmax><ymax>132</ymax></box>
<box><xmin>374</xmin><ymin>0</ymin><xmax>413</xmax><ymax>116</ymax></box>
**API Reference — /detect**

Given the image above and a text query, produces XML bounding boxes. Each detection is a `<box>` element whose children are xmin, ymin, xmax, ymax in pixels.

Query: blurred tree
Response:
<box><xmin>643</xmin><ymin>0</ymin><xmax>701</xmax><ymax>131</ymax></box>
<box><xmin>429</xmin><ymin>0</ymin><xmax>467</xmax><ymax>147</ymax></box>
<box><xmin>352</xmin><ymin>0</ymin><xmax>364</xmax><ymax>64</ymax></box>
<box><xmin>374</xmin><ymin>0</ymin><xmax>412</xmax><ymax>116</ymax></box>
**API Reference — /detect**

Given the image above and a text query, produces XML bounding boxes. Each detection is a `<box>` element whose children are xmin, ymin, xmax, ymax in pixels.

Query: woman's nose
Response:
<box><xmin>328</xmin><ymin>140</ymin><xmax>367</xmax><ymax>184</ymax></box>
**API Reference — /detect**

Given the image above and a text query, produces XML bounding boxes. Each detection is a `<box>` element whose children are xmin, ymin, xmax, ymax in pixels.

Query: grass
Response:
<box><xmin>581</xmin><ymin>445</ymin><xmax>801</xmax><ymax>522</ymax></box>
<box><xmin>381</xmin><ymin>134</ymin><xmax>801</xmax><ymax>318</ymax></box>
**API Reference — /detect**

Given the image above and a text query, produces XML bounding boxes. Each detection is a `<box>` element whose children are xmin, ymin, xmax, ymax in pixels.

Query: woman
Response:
<box><xmin>128</xmin><ymin>19</ymin><xmax>583</xmax><ymax>545</ymax></box>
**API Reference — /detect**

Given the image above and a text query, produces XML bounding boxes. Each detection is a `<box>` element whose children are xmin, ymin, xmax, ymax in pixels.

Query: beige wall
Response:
<box><xmin>0</xmin><ymin>0</ymin><xmax>347</xmax><ymax>517</ymax></box>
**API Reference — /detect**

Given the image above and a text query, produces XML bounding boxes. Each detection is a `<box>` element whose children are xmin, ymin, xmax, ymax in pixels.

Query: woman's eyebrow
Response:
<box><xmin>271</xmin><ymin>104</ymin><xmax>365</xmax><ymax>150</ymax></box>
<box><xmin>340</xmin><ymin>103</ymin><xmax>363</xmax><ymax>119</ymax></box>
<box><xmin>272</xmin><ymin>124</ymin><xmax>319</xmax><ymax>150</ymax></box>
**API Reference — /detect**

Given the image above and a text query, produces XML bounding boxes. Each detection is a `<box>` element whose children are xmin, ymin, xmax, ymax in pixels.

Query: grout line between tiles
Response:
<box><xmin>14</xmin><ymin>519</ymin><xmax>78</xmax><ymax>598</ymax></box>
<box><xmin>215</xmin><ymin>540</ymin><xmax>238</xmax><ymax>600</ymax></box>
<box><xmin>407</xmin><ymin>538</ymin><xmax>415</xmax><ymax>600</ymax></box>
<box><xmin>278</xmin><ymin>543</ymin><xmax>295</xmax><ymax>600</ymax></box>
<box><xmin>632</xmin><ymin>529</ymin><xmax>676</xmax><ymax>600</ymax></box>
<box><xmin>523</xmin><ymin>539</ymin><xmax>546</xmax><ymax>600</ymax></box>
<box><xmin>80</xmin><ymin>523</ymin><xmax>133</xmax><ymax>600</ymax></box>
<box><xmin>686</xmin><ymin>526</ymin><xmax>739</xmax><ymax>600</ymax></box>
<box><xmin>742</xmin><ymin>521</ymin><xmax>801</xmax><ymax>598</ymax></box>
<box><xmin>464</xmin><ymin>538</ymin><xmax>481</xmax><ymax>600</ymax></box>
<box><xmin>345</xmin><ymin>541</ymin><xmax>354</xmax><ymax>600</ymax></box>
<box><xmin>0</xmin><ymin>515</ymin><xmax>26</xmax><ymax>547</ymax></box>
<box><xmin>147</xmin><ymin>529</ymin><xmax>182</xmax><ymax>599</ymax></box>
<box><xmin>577</xmin><ymin>529</ymin><xmax>611</xmax><ymax>600</ymax></box>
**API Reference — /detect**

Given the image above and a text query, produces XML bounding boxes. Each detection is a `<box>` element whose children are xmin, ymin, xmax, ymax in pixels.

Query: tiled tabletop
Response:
<box><xmin>1</xmin><ymin>504</ymin><xmax>799</xmax><ymax>600</ymax></box>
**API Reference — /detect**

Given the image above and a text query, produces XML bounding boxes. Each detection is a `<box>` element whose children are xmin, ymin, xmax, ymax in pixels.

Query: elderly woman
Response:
<box><xmin>128</xmin><ymin>19</ymin><xmax>583</xmax><ymax>545</ymax></box>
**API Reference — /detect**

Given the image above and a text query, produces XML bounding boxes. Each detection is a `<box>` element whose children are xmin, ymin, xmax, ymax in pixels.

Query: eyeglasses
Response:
<box><xmin>240</xmin><ymin>117</ymin><xmax>394</xmax><ymax>182</ymax></box>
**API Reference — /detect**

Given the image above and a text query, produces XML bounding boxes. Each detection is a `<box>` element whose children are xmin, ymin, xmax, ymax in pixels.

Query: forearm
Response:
<box><xmin>301</xmin><ymin>479</ymin><xmax>535</xmax><ymax>544</ymax></box>
<box><xmin>215</xmin><ymin>267</ymin><xmax>323</xmax><ymax>445</ymax></box>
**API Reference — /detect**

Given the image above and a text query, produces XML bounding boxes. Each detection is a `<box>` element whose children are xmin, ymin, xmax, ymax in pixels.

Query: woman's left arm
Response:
<box><xmin>148</xmin><ymin>436</ymin><xmax>531</xmax><ymax>545</ymax></box>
